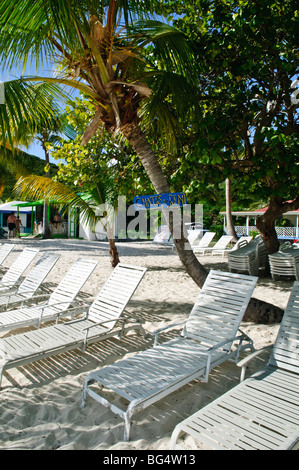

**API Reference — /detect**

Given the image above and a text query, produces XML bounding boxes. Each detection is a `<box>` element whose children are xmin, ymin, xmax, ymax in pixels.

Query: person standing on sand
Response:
<box><xmin>15</xmin><ymin>216</ymin><xmax>23</xmax><ymax>238</ymax></box>
<box><xmin>7</xmin><ymin>212</ymin><xmax>17</xmax><ymax>239</ymax></box>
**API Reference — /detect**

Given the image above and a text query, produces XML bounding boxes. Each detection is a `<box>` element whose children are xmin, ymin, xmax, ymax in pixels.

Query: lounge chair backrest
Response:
<box><xmin>268</xmin><ymin>281</ymin><xmax>299</xmax><ymax>374</ymax></box>
<box><xmin>87</xmin><ymin>263</ymin><xmax>147</xmax><ymax>327</ymax></box>
<box><xmin>211</xmin><ymin>235</ymin><xmax>233</xmax><ymax>249</ymax></box>
<box><xmin>0</xmin><ymin>244</ymin><xmax>15</xmax><ymax>265</ymax></box>
<box><xmin>184</xmin><ymin>270</ymin><xmax>257</xmax><ymax>349</ymax></box>
<box><xmin>1</xmin><ymin>248</ymin><xmax>39</xmax><ymax>284</ymax></box>
<box><xmin>153</xmin><ymin>225</ymin><xmax>172</xmax><ymax>243</ymax></box>
<box><xmin>193</xmin><ymin>231</ymin><xmax>216</xmax><ymax>248</ymax></box>
<box><xmin>17</xmin><ymin>253</ymin><xmax>60</xmax><ymax>298</ymax></box>
<box><xmin>48</xmin><ymin>258</ymin><xmax>98</xmax><ymax>308</ymax></box>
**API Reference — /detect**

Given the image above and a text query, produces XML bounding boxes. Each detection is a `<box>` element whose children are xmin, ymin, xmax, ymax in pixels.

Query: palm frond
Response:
<box><xmin>13</xmin><ymin>175</ymin><xmax>105</xmax><ymax>229</ymax></box>
<box><xmin>0</xmin><ymin>79</ymin><xmax>68</xmax><ymax>147</ymax></box>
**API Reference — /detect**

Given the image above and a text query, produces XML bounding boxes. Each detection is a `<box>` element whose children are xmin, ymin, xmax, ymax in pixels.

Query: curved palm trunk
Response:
<box><xmin>121</xmin><ymin>123</ymin><xmax>208</xmax><ymax>287</ymax></box>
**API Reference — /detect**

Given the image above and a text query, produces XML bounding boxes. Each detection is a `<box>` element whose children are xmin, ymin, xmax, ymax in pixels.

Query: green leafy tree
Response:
<box><xmin>170</xmin><ymin>0</ymin><xmax>299</xmax><ymax>256</ymax></box>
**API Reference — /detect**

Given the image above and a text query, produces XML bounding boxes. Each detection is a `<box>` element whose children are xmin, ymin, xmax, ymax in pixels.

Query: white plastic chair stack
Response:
<box><xmin>228</xmin><ymin>236</ymin><xmax>268</xmax><ymax>276</ymax></box>
<box><xmin>269</xmin><ymin>244</ymin><xmax>299</xmax><ymax>280</ymax></box>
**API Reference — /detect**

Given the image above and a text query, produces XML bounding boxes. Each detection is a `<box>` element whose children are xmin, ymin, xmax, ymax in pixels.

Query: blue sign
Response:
<box><xmin>134</xmin><ymin>192</ymin><xmax>188</xmax><ymax>210</ymax></box>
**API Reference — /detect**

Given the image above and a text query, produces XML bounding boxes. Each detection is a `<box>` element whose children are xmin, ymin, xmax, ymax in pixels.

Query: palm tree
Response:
<box><xmin>0</xmin><ymin>0</ymin><xmax>207</xmax><ymax>286</ymax></box>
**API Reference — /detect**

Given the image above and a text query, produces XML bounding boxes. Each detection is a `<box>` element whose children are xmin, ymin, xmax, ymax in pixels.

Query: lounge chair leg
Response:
<box><xmin>124</xmin><ymin>413</ymin><xmax>131</xmax><ymax>441</ymax></box>
<box><xmin>169</xmin><ymin>425</ymin><xmax>182</xmax><ymax>450</ymax></box>
<box><xmin>0</xmin><ymin>365</ymin><xmax>3</xmax><ymax>388</ymax></box>
<box><xmin>81</xmin><ymin>378</ymin><xmax>92</xmax><ymax>408</ymax></box>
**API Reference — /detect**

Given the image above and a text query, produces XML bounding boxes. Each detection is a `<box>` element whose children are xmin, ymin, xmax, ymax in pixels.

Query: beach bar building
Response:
<box><xmin>12</xmin><ymin>200</ymin><xmax>69</xmax><ymax>238</ymax></box>
<box><xmin>0</xmin><ymin>200</ymin><xmax>33</xmax><ymax>235</ymax></box>
<box><xmin>12</xmin><ymin>200</ymin><xmax>108</xmax><ymax>240</ymax></box>
<box><xmin>221</xmin><ymin>206</ymin><xmax>299</xmax><ymax>240</ymax></box>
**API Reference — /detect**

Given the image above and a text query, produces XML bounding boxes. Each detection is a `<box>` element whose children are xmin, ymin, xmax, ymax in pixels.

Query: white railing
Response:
<box><xmin>226</xmin><ymin>226</ymin><xmax>298</xmax><ymax>238</ymax></box>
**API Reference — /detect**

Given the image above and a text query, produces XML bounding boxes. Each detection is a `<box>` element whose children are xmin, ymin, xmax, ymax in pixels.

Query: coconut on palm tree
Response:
<box><xmin>0</xmin><ymin>0</ymin><xmax>207</xmax><ymax>286</ymax></box>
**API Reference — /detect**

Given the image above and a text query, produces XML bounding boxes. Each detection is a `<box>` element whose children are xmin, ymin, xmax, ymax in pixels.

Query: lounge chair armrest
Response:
<box><xmin>0</xmin><ymin>288</ymin><xmax>19</xmax><ymax>297</ymax></box>
<box><xmin>82</xmin><ymin>317</ymin><xmax>123</xmax><ymax>333</ymax></box>
<box><xmin>237</xmin><ymin>344</ymin><xmax>274</xmax><ymax>382</ymax></box>
<box><xmin>23</xmin><ymin>293</ymin><xmax>52</xmax><ymax>303</ymax></box>
<box><xmin>150</xmin><ymin>321</ymin><xmax>186</xmax><ymax>346</ymax></box>
<box><xmin>38</xmin><ymin>300</ymin><xmax>86</xmax><ymax>322</ymax></box>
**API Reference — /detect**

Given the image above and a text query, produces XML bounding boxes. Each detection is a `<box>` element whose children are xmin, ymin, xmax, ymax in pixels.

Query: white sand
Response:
<box><xmin>0</xmin><ymin>238</ymin><xmax>294</xmax><ymax>450</ymax></box>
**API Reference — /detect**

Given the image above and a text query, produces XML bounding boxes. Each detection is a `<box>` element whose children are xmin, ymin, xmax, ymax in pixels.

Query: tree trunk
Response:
<box><xmin>108</xmin><ymin>237</ymin><xmax>120</xmax><ymax>267</ymax></box>
<box><xmin>256</xmin><ymin>196</ymin><xmax>284</xmax><ymax>254</ymax></box>
<box><xmin>121</xmin><ymin>123</ymin><xmax>208</xmax><ymax>287</ymax></box>
<box><xmin>225</xmin><ymin>178</ymin><xmax>238</xmax><ymax>242</ymax></box>
<box><xmin>42</xmin><ymin>148</ymin><xmax>52</xmax><ymax>239</ymax></box>
<box><xmin>43</xmin><ymin>201</ymin><xmax>52</xmax><ymax>239</ymax></box>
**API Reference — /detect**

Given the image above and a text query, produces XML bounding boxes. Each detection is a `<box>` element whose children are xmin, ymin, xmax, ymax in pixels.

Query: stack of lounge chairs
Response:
<box><xmin>269</xmin><ymin>242</ymin><xmax>299</xmax><ymax>280</ymax></box>
<box><xmin>228</xmin><ymin>236</ymin><xmax>268</xmax><ymax>276</ymax></box>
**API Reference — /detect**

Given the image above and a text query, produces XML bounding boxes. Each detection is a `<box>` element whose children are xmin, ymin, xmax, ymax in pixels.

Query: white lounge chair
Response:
<box><xmin>81</xmin><ymin>270</ymin><xmax>257</xmax><ymax>441</ymax></box>
<box><xmin>211</xmin><ymin>236</ymin><xmax>253</xmax><ymax>259</ymax></box>
<box><xmin>195</xmin><ymin>235</ymin><xmax>233</xmax><ymax>257</ymax></box>
<box><xmin>228</xmin><ymin>236</ymin><xmax>268</xmax><ymax>276</ymax></box>
<box><xmin>152</xmin><ymin>225</ymin><xmax>175</xmax><ymax>250</ymax></box>
<box><xmin>170</xmin><ymin>281</ymin><xmax>299</xmax><ymax>450</ymax></box>
<box><xmin>0</xmin><ymin>253</ymin><xmax>60</xmax><ymax>311</ymax></box>
<box><xmin>0</xmin><ymin>257</ymin><xmax>98</xmax><ymax>333</ymax></box>
<box><xmin>0</xmin><ymin>263</ymin><xmax>147</xmax><ymax>386</ymax></box>
<box><xmin>269</xmin><ymin>244</ymin><xmax>299</xmax><ymax>280</ymax></box>
<box><xmin>190</xmin><ymin>231</ymin><xmax>216</xmax><ymax>251</ymax></box>
<box><xmin>0</xmin><ymin>247</ymin><xmax>39</xmax><ymax>292</ymax></box>
<box><xmin>0</xmin><ymin>244</ymin><xmax>15</xmax><ymax>273</ymax></box>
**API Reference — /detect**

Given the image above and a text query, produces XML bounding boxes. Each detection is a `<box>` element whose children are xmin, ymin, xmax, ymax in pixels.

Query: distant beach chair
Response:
<box><xmin>194</xmin><ymin>235</ymin><xmax>233</xmax><ymax>257</ymax></box>
<box><xmin>0</xmin><ymin>243</ymin><xmax>15</xmax><ymax>273</ymax></box>
<box><xmin>170</xmin><ymin>281</ymin><xmax>299</xmax><ymax>450</ymax></box>
<box><xmin>190</xmin><ymin>231</ymin><xmax>216</xmax><ymax>251</ymax></box>
<box><xmin>0</xmin><ymin>247</ymin><xmax>39</xmax><ymax>292</ymax></box>
<box><xmin>228</xmin><ymin>236</ymin><xmax>268</xmax><ymax>276</ymax></box>
<box><xmin>0</xmin><ymin>257</ymin><xmax>98</xmax><ymax>333</ymax></box>
<box><xmin>0</xmin><ymin>264</ymin><xmax>146</xmax><ymax>386</ymax></box>
<box><xmin>0</xmin><ymin>253</ymin><xmax>60</xmax><ymax>312</ymax></box>
<box><xmin>81</xmin><ymin>270</ymin><xmax>257</xmax><ymax>441</ymax></box>
<box><xmin>269</xmin><ymin>244</ymin><xmax>299</xmax><ymax>280</ymax></box>
<box><xmin>152</xmin><ymin>225</ymin><xmax>175</xmax><ymax>250</ymax></box>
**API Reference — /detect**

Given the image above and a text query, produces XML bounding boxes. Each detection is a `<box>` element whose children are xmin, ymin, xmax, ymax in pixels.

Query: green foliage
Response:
<box><xmin>51</xmin><ymin>96</ymin><xmax>153</xmax><ymax>204</ymax></box>
<box><xmin>162</xmin><ymin>0</ymin><xmax>299</xmax><ymax>209</ymax></box>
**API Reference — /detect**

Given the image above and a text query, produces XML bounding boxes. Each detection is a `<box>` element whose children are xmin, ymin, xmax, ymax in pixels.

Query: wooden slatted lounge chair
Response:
<box><xmin>170</xmin><ymin>281</ymin><xmax>299</xmax><ymax>450</ymax></box>
<box><xmin>81</xmin><ymin>270</ymin><xmax>258</xmax><ymax>441</ymax></box>
<box><xmin>0</xmin><ymin>247</ymin><xmax>39</xmax><ymax>292</ymax></box>
<box><xmin>0</xmin><ymin>244</ymin><xmax>15</xmax><ymax>273</ymax></box>
<box><xmin>228</xmin><ymin>236</ymin><xmax>268</xmax><ymax>276</ymax></box>
<box><xmin>194</xmin><ymin>235</ymin><xmax>233</xmax><ymax>257</ymax></box>
<box><xmin>190</xmin><ymin>231</ymin><xmax>216</xmax><ymax>251</ymax></box>
<box><xmin>0</xmin><ymin>253</ymin><xmax>60</xmax><ymax>311</ymax></box>
<box><xmin>0</xmin><ymin>257</ymin><xmax>98</xmax><ymax>332</ymax></box>
<box><xmin>0</xmin><ymin>263</ymin><xmax>146</xmax><ymax>386</ymax></box>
